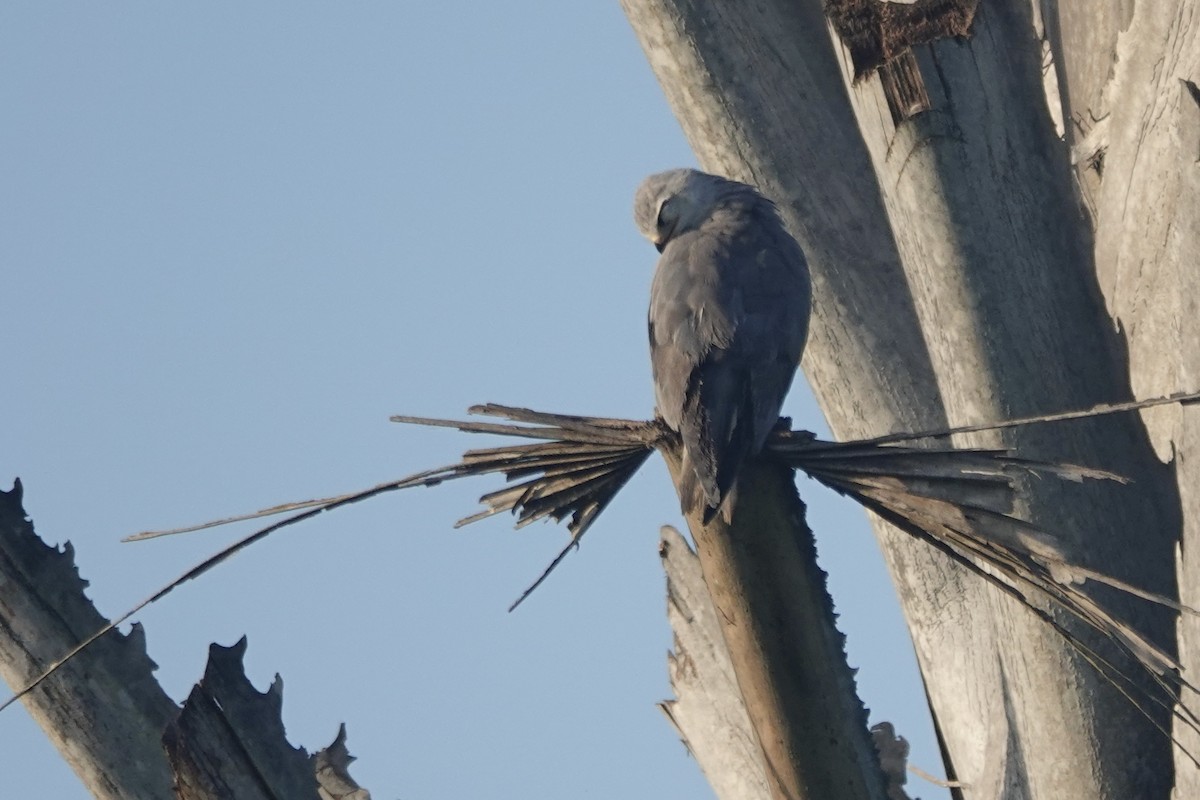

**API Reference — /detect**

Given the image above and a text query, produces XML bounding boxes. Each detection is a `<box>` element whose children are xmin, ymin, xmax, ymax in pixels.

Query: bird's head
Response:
<box><xmin>634</xmin><ymin>168</ymin><xmax>738</xmax><ymax>253</ymax></box>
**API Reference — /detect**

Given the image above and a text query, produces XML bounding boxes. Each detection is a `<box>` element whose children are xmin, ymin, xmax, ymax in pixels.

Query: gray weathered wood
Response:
<box><xmin>659</xmin><ymin>524</ymin><xmax>770</xmax><ymax>800</ymax></box>
<box><xmin>164</xmin><ymin>639</ymin><xmax>329</xmax><ymax>800</ymax></box>
<box><xmin>1043</xmin><ymin>3</ymin><xmax>1200</xmax><ymax>794</ymax></box>
<box><xmin>621</xmin><ymin>1</ymin><xmax>1188</xmax><ymax>797</ymax></box>
<box><xmin>0</xmin><ymin>480</ymin><xmax>177</xmax><ymax>800</ymax></box>
<box><xmin>661</xmin><ymin>522</ymin><xmax>926</xmax><ymax>800</ymax></box>
<box><xmin>314</xmin><ymin>725</ymin><xmax>371</xmax><ymax>800</ymax></box>
<box><xmin>0</xmin><ymin>480</ymin><xmax>369</xmax><ymax>799</ymax></box>
<box><xmin>661</xmin><ymin>449</ymin><xmax>888</xmax><ymax>800</ymax></box>
<box><xmin>836</xmin><ymin>3</ymin><xmax>1182</xmax><ymax>792</ymax></box>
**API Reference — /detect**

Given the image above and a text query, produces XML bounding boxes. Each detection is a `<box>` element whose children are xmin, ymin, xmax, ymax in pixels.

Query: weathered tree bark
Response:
<box><xmin>660</xmin><ymin>453</ymin><xmax>888</xmax><ymax>800</ymax></box>
<box><xmin>0</xmin><ymin>481</ymin><xmax>368</xmax><ymax>799</ymax></box>
<box><xmin>660</xmin><ymin>523</ymin><xmax>916</xmax><ymax>800</ymax></box>
<box><xmin>0</xmin><ymin>480</ymin><xmax>177</xmax><ymax>800</ymax></box>
<box><xmin>622</xmin><ymin>1</ymin><xmax>1192</xmax><ymax>797</ymax></box>
<box><xmin>165</xmin><ymin>639</ymin><xmax>369</xmax><ymax>800</ymax></box>
<box><xmin>1041</xmin><ymin>5</ymin><xmax>1200</xmax><ymax>795</ymax></box>
<box><xmin>659</xmin><ymin>524</ymin><xmax>770</xmax><ymax>800</ymax></box>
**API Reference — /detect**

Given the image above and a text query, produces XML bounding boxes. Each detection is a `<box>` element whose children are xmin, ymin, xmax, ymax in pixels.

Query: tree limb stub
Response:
<box><xmin>662</xmin><ymin>448</ymin><xmax>889</xmax><ymax>800</ymax></box>
<box><xmin>659</xmin><ymin>524</ymin><xmax>772</xmax><ymax>799</ymax></box>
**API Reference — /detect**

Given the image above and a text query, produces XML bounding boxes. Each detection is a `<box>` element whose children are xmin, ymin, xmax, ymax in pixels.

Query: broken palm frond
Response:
<box><xmin>8</xmin><ymin>390</ymin><xmax>1200</xmax><ymax>724</ymax></box>
<box><xmin>0</xmin><ymin>466</ymin><xmax>452</xmax><ymax>715</ymax></box>
<box><xmin>417</xmin><ymin>401</ymin><xmax>1200</xmax><ymax>761</ymax></box>
<box><xmin>390</xmin><ymin>407</ymin><xmax>660</xmax><ymax>610</ymax></box>
<box><xmin>0</xmin><ymin>409</ymin><xmax>660</xmax><ymax>713</ymax></box>
<box><xmin>124</xmin><ymin>494</ymin><xmax>357</xmax><ymax>541</ymax></box>
<box><xmin>391</xmin><ymin>406</ymin><xmax>658</xmax><ymax>551</ymax></box>
<box><xmin>776</xmin><ymin>439</ymin><xmax>1200</xmax><ymax>763</ymax></box>
<box><xmin>838</xmin><ymin>388</ymin><xmax>1200</xmax><ymax>448</ymax></box>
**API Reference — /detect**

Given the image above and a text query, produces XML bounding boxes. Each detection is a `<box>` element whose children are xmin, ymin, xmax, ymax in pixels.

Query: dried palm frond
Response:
<box><xmin>9</xmin><ymin>391</ymin><xmax>1200</xmax><ymax>730</ymax></box>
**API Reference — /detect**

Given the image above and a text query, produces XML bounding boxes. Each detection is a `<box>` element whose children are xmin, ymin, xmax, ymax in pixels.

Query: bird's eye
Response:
<box><xmin>656</xmin><ymin>198</ymin><xmax>672</xmax><ymax>230</ymax></box>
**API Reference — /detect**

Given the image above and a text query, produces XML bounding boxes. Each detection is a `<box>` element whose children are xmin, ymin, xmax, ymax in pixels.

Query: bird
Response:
<box><xmin>633</xmin><ymin>168</ymin><xmax>812</xmax><ymax>522</ymax></box>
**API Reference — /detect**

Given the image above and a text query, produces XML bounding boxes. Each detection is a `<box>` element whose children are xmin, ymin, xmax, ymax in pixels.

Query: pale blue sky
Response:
<box><xmin>0</xmin><ymin>5</ymin><xmax>947</xmax><ymax>798</ymax></box>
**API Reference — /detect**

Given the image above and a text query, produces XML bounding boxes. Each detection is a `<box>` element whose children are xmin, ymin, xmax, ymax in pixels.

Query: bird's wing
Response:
<box><xmin>650</xmin><ymin>206</ymin><xmax>810</xmax><ymax>514</ymax></box>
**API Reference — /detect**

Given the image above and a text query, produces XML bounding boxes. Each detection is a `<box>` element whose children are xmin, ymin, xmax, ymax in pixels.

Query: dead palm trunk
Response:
<box><xmin>621</xmin><ymin>1</ymin><xmax>1198</xmax><ymax>797</ymax></box>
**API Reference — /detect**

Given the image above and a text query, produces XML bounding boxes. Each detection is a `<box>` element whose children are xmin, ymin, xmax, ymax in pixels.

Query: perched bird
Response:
<box><xmin>633</xmin><ymin>169</ymin><xmax>812</xmax><ymax>522</ymax></box>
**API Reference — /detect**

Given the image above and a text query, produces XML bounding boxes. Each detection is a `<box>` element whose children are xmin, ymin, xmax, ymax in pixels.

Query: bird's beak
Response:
<box><xmin>653</xmin><ymin>218</ymin><xmax>678</xmax><ymax>253</ymax></box>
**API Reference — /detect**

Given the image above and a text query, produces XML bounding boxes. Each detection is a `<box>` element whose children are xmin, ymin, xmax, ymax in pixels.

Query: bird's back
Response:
<box><xmin>649</xmin><ymin>193</ymin><xmax>810</xmax><ymax>520</ymax></box>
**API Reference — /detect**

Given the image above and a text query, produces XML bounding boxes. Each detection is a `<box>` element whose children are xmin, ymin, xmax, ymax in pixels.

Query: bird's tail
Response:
<box><xmin>683</xmin><ymin>476</ymin><xmax>736</xmax><ymax>526</ymax></box>
<box><xmin>676</xmin><ymin>452</ymin><xmax>718</xmax><ymax>523</ymax></box>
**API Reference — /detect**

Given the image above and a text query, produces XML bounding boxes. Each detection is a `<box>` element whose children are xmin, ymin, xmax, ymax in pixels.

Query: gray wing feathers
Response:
<box><xmin>649</xmin><ymin>202</ymin><xmax>810</xmax><ymax>519</ymax></box>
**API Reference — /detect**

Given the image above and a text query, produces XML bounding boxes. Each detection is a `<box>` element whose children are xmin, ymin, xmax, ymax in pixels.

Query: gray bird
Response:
<box><xmin>634</xmin><ymin>168</ymin><xmax>812</xmax><ymax>522</ymax></box>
